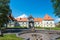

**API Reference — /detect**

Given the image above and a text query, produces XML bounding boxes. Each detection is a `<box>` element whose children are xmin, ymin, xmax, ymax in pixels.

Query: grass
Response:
<box><xmin>56</xmin><ymin>38</ymin><xmax>60</xmax><ymax>40</ymax></box>
<box><xmin>35</xmin><ymin>27</ymin><xmax>60</xmax><ymax>30</ymax></box>
<box><xmin>7</xmin><ymin>26</ymin><xmax>27</xmax><ymax>29</ymax></box>
<box><xmin>7</xmin><ymin>26</ymin><xmax>60</xmax><ymax>30</ymax></box>
<box><xmin>57</xmin><ymin>39</ymin><xmax>60</xmax><ymax>40</ymax></box>
<box><xmin>0</xmin><ymin>34</ymin><xmax>24</xmax><ymax>40</ymax></box>
<box><xmin>52</xmin><ymin>27</ymin><xmax>60</xmax><ymax>30</ymax></box>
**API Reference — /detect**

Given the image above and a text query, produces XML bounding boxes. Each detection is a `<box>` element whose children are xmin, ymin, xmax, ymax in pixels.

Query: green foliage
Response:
<box><xmin>0</xmin><ymin>34</ymin><xmax>24</xmax><ymax>40</ymax></box>
<box><xmin>0</xmin><ymin>0</ymin><xmax>12</xmax><ymax>28</ymax></box>
<box><xmin>56</xmin><ymin>22</ymin><xmax>60</xmax><ymax>28</ymax></box>
<box><xmin>53</xmin><ymin>27</ymin><xmax>60</xmax><ymax>30</ymax></box>
<box><xmin>7</xmin><ymin>26</ymin><xmax>27</xmax><ymax>28</ymax></box>
<box><xmin>35</xmin><ymin>27</ymin><xmax>60</xmax><ymax>30</ymax></box>
<box><xmin>51</xmin><ymin>0</ymin><xmax>60</xmax><ymax>17</ymax></box>
<box><xmin>57</xmin><ymin>39</ymin><xmax>60</xmax><ymax>40</ymax></box>
<box><xmin>0</xmin><ymin>0</ymin><xmax>11</xmax><ymax>36</ymax></box>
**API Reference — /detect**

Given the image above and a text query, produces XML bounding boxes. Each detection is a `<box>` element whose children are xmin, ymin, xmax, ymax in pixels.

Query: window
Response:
<box><xmin>47</xmin><ymin>25</ymin><xmax>48</xmax><ymax>27</ymax></box>
<box><xmin>22</xmin><ymin>22</ymin><xmax>24</xmax><ymax>24</ymax></box>
<box><xmin>50</xmin><ymin>22</ymin><xmax>52</xmax><ymax>24</ymax></box>
<box><xmin>47</xmin><ymin>22</ymin><xmax>48</xmax><ymax>24</ymax></box>
<box><xmin>51</xmin><ymin>25</ymin><xmax>52</xmax><ymax>27</ymax></box>
<box><xmin>38</xmin><ymin>22</ymin><xmax>39</xmax><ymax>24</ymax></box>
<box><xmin>20</xmin><ymin>18</ymin><xmax>21</xmax><ymax>20</ymax></box>
<box><xmin>48</xmin><ymin>17</ymin><xmax>49</xmax><ymax>18</ymax></box>
<box><xmin>24</xmin><ymin>22</ymin><xmax>26</xmax><ymax>24</ymax></box>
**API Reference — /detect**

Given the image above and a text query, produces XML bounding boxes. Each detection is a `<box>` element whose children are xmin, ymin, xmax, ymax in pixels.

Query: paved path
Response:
<box><xmin>16</xmin><ymin>29</ymin><xmax>60</xmax><ymax>40</ymax></box>
<box><xmin>3</xmin><ymin>28</ymin><xmax>60</xmax><ymax>40</ymax></box>
<box><xmin>17</xmin><ymin>32</ymin><xmax>60</xmax><ymax>40</ymax></box>
<box><xmin>18</xmin><ymin>33</ymin><xmax>49</xmax><ymax>40</ymax></box>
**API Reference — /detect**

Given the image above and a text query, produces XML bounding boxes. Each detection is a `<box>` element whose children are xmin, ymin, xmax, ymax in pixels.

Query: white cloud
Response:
<box><xmin>56</xmin><ymin>18</ymin><xmax>60</xmax><ymax>21</ymax></box>
<box><xmin>58</xmin><ymin>18</ymin><xmax>60</xmax><ymax>21</ymax></box>
<box><xmin>16</xmin><ymin>14</ymin><xmax>28</xmax><ymax>18</ymax></box>
<box><xmin>55</xmin><ymin>18</ymin><xmax>60</xmax><ymax>23</ymax></box>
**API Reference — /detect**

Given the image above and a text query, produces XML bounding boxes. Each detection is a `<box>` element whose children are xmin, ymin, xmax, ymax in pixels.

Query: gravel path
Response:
<box><xmin>16</xmin><ymin>30</ymin><xmax>60</xmax><ymax>40</ymax></box>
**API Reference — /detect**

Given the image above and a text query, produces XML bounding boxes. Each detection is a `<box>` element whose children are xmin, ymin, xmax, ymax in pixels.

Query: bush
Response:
<box><xmin>56</xmin><ymin>23</ymin><xmax>60</xmax><ymax>28</ymax></box>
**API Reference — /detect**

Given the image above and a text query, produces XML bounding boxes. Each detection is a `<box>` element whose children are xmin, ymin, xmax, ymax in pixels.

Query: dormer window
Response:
<box><xmin>48</xmin><ymin>17</ymin><xmax>49</xmax><ymax>18</ymax></box>
<box><xmin>20</xmin><ymin>18</ymin><xmax>21</xmax><ymax>20</ymax></box>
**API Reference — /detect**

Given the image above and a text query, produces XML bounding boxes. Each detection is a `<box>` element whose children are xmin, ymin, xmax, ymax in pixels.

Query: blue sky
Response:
<box><xmin>10</xmin><ymin>0</ymin><xmax>60</xmax><ymax>23</ymax></box>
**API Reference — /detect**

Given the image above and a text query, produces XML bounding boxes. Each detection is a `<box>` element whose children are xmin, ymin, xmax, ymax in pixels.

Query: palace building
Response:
<box><xmin>7</xmin><ymin>14</ymin><xmax>55</xmax><ymax>28</ymax></box>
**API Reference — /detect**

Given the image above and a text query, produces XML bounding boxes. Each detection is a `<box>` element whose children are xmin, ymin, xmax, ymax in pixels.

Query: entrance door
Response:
<box><xmin>29</xmin><ymin>22</ymin><xmax>34</xmax><ymax>28</ymax></box>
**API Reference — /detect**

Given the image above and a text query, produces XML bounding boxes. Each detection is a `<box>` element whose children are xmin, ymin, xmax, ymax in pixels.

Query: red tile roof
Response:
<box><xmin>15</xmin><ymin>18</ymin><xmax>28</xmax><ymax>22</ymax></box>
<box><xmin>8</xmin><ymin>14</ymin><xmax>16</xmax><ymax>21</ymax></box>
<box><xmin>34</xmin><ymin>18</ymin><xmax>42</xmax><ymax>22</ymax></box>
<box><xmin>15</xmin><ymin>14</ymin><xmax>54</xmax><ymax>22</ymax></box>
<box><xmin>15</xmin><ymin>18</ymin><xmax>42</xmax><ymax>22</ymax></box>
<box><xmin>43</xmin><ymin>14</ymin><xmax>54</xmax><ymax>20</ymax></box>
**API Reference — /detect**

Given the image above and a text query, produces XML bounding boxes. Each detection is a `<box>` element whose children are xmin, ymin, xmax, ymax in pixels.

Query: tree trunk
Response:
<box><xmin>6</xmin><ymin>23</ymin><xmax>7</xmax><ymax>28</ymax></box>
<box><xmin>1</xmin><ymin>29</ymin><xmax>3</xmax><ymax>37</ymax></box>
<box><xmin>0</xmin><ymin>25</ymin><xmax>3</xmax><ymax>37</ymax></box>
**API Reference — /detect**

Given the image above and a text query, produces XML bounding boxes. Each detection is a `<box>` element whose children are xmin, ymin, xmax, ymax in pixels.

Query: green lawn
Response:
<box><xmin>57</xmin><ymin>39</ymin><xmax>60</xmax><ymax>40</ymax></box>
<box><xmin>52</xmin><ymin>27</ymin><xmax>60</xmax><ymax>30</ymax></box>
<box><xmin>7</xmin><ymin>26</ymin><xmax>60</xmax><ymax>30</ymax></box>
<box><xmin>7</xmin><ymin>26</ymin><xmax>27</xmax><ymax>28</ymax></box>
<box><xmin>35</xmin><ymin>27</ymin><xmax>60</xmax><ymax>30</ymax></box>
<box><xmin>0</xmin><ymin>34</ymin><xmax>24</xmax><ymax>40</ymax></box>
<box><xmin>57</xmin><ymin>38</ymin><xmax>60</xmax><ymax>40</ymax></box>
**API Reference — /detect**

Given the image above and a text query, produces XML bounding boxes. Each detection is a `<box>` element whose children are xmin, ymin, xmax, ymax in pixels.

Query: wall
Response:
<box><xmin>42</xmin><ymin>20</ymin><xmax>55</xmax><ymax>27</ymax></box>
<box><xmin>7</xmin><ymin>20</ymin><xmax>55</xmax><ymax>28</ymax></box>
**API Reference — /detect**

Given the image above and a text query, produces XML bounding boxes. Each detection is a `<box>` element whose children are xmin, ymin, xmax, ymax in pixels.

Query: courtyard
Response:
<box><xmin>0</xmin><ymin>0</ymin><xmax>60</xmax><ymax>40</ymax></box>
<box><xmin>1</xmin><ymin>28</ymin><xmax>60</xmax><ymax>40</ymax></box>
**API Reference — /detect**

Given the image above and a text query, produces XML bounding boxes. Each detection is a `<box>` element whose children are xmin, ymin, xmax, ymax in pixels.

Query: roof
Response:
<box><xmin>15</xmin><ymin>14</ymin><xmax>54</xmax><ymax>22</ymax></box>
<box><xmin>15</xmin><ymin>18</ymin><xmax>42</xmax><ymax>22</ymax></box>
<box><xmin>34</xmin><ymin>18</ymin><xmax>42</xmax><ymax>22</ymax></box>
<box><xmin>15</xmin><ymin>18</ymin><xmax>28</xmax><ymax>22</ymax></box>
<box><xmin>43</xmin><ymin>14</ymin><xmax>54</xmax><ymax>20</ymax></box>
<box><xmin>28</xmin><ymin>15</ymin><xmax>34</xmax><ymax>19</ymax></box>
<box><xmin>8</xmin><ymin>14</ymin><xmax>16</xmax><ymax>21</ymax></box>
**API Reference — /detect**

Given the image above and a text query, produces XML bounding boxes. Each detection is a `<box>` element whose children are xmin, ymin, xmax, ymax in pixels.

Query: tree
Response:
<box><xmin>0</xmin><ymin>0</ymin><xmax>12</xmax><ymax>36</ymax></box>
<box><xmin>51</xmin><ymin>0</ymin><xmax>60</xmax><ymax>17</ymax></box>
<box><xmin>56</xmin><ymin>22</ymin><xmax>60</xmax><ymax>27</ymax></box>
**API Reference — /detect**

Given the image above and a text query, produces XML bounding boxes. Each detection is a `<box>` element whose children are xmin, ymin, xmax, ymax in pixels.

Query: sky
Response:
<box><xmin>10</xmin><ymin>0</ymin><xmax>60</xmax><ymax>23</ymax></box>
